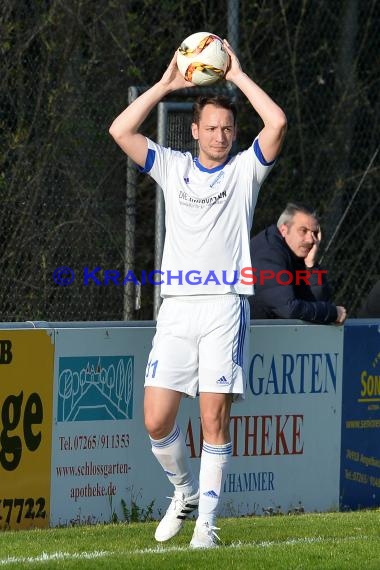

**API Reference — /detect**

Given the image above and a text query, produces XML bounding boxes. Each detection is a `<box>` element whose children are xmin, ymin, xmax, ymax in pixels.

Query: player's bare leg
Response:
<box><xmin>145</xmin><ymin>387</ymin><xmax>198</xmax><ymax>542</ymax></box>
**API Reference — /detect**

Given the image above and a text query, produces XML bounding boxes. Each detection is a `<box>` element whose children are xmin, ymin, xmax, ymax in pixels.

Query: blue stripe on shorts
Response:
<box><xmin>233</xmin><ymin>296</ymin><xmax>247</xmax><ymax>367</ymax></box>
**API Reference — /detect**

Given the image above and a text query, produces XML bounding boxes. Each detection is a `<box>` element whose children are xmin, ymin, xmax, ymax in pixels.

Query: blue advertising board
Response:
<box><xmin>340</xmin><ymin>321</ymin><xmax>380</xmax><ymax>509</ymax></box>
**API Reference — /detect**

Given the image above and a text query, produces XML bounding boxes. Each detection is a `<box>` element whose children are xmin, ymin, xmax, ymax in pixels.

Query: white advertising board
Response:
<box><xmin>50</xmin><ymin>322</ymin><xmax>344</xmax><ymax>524</ymax></box>
<box><xmin>223</xmin><ymin>322</ymin><xmax>344</xmax><ymax>515</ymax></box>
<box><xmin>139</xmin><ymin>322</ymin><xmax>344</xmax><ymax>517</ymax></box>
<box><xmin>50</xmin><ymin>325</ymin><xmax>154</xmax><ymax>526</ymax></box>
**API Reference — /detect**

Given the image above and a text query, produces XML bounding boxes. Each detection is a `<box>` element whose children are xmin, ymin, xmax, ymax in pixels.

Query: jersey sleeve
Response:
<box><xmin>137</xmin><ymin>138</ymin><xmax>177</xmax><ymax>199</ymax></box>
<box><xmin>251</xmin><ymin>137</ymin><xmax>276</xmax><ymax>184</ymax></box>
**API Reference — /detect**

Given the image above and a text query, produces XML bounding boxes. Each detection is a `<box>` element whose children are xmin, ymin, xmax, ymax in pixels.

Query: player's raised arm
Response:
<box><xmin>109</xmin><ymin>52</ymin><xmax>193</xmax><ymax>167</ymax></box>
<box><xmin>223</xmin><ymin>40</ymin><xmax>287</xmax><ymax>163</ymax></box>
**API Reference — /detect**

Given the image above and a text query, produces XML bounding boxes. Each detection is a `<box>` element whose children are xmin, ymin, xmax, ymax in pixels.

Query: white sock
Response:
<box><xmin>197</xmin><ymin>441</ymin><xmax>232</xmax><ymax>527</ymax></box>
<box><xmin>150</xmin><ymin>424</ymin><xmax>196</xmax><ymax>496</ymax></box>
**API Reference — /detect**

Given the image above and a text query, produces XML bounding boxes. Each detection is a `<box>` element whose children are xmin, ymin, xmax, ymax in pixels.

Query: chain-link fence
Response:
<box><xmin>1</xmin><ymin>0</ymin><xmax>379</xmax><ymax>321</ymax></box>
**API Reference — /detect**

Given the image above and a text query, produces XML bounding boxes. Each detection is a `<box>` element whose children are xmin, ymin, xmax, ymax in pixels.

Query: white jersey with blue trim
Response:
<box><xmin>141</xmin><ymin>137</ymin><xmax>275</xmax><ymax>296</ymax></box>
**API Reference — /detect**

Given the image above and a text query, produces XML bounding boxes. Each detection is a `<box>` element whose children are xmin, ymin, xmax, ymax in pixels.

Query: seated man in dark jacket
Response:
<box><xmin>249</xmin><ymin>202</ymin><xmax>347</xmax><ymax>324</ymax></box>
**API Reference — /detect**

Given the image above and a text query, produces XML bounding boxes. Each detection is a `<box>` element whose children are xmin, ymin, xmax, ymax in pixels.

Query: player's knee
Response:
<box><xmin>144</xmin><ymin>415</ymin><xmax>173</xmax><ymax>440</ymax></box>
<box><xmin>201</xmin><ymin>412</ymin><xmax>228</xmax><ymax>441</ymax></box>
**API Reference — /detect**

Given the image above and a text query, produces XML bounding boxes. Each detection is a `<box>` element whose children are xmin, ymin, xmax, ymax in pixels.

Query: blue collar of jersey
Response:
<box><xmin>194</xmin><ymin>156</ymin><xmax>231</xmax><ymax>173</ymax></box>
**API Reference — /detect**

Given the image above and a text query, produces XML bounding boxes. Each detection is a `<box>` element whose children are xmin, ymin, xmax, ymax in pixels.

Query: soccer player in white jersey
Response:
<box><xmin>109</xmin><ymin>39</ymin><xmax>287</xmax><ymax>548</ymax></box>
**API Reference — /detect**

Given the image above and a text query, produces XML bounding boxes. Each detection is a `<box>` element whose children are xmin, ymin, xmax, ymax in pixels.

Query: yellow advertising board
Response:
<box><xmin>0</xmin><ymin>330</ymin><xmax>54</xmax><ymax>529</ymax></box>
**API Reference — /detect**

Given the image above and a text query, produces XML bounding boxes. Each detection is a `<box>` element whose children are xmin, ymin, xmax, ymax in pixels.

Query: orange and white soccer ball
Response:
<box><xmin>177</xmin><ymin>32</ymin><xmax>229</xmax><ymax>86</ymax></box>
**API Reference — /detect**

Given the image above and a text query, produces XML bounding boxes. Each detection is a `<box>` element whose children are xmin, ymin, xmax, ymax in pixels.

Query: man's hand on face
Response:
<box><xmin>304</xmin><ymin>228</ymin><xmax>321</xmax><ymax>268</ymax></box>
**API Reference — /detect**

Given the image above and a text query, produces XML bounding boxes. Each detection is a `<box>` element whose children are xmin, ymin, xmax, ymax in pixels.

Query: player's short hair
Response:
<box><xmin>277</xmin><ymin>202</ymin><xmax>319</xmax><ymax>228</ymax></box>
<box><xmin>192</xmin><ymin>95</ymin><xmax>237</xmax><ymax>125</ymax></box>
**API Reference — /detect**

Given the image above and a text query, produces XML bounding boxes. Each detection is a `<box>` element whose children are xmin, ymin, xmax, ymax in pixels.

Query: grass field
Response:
<box><xmin>0</xmin><ymin>510</ymin><xmax>379</xmax><ymax>569</ymax></box>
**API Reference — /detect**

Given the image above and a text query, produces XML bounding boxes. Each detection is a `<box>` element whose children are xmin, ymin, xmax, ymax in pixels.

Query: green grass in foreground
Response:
<box><xmin>0</xmin><ymin>510</ymin><xmax>379</xmax><ymax>569</ymax></box>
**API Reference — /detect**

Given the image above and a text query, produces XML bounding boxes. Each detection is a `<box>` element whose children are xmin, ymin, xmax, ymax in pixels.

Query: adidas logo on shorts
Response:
<box><xmin>216</xmin><ymin>375</ymin><xmax>229</xmax><ymax>385</ymax></box>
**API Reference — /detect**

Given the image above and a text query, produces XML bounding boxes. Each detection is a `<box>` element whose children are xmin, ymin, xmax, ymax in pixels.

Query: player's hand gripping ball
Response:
<box><xmin>177</xmin><ymin>32</ymin><xmax>229</xmax><ymax>86</ymax></box>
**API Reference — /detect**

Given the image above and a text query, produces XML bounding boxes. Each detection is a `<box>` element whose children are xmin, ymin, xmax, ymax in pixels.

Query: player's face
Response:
<box><xmin>279</xmin><ymin>213</ymin><xmax>319</xmax><ymax>258</ymax></box>
<box><xmin>191</xmin><ymin>104</ymin><xmax>236</xmax><ymax>167</ymax></box>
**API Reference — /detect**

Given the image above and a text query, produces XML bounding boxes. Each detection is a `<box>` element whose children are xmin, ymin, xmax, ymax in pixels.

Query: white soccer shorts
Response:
<box><xmin>144</xmin><ymin>294</ymin><xmax>249</xmax><ymax>398</ymax></box>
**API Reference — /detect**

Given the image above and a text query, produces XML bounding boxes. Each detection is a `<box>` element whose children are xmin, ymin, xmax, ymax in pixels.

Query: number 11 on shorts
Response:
<box><xmin>145</xmin><ymin>359</ymin><xmax>158</xmax><ymax>379</ymax></box>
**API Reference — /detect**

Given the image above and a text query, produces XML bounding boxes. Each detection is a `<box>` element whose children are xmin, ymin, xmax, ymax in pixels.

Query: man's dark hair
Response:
<box><xmin>277</xmin><ymin>202</ymin><xmax>319</xmax><ymax>228</ymax></box>
<box><xmin>192</xmin><ymin>95</ymin><xmax>237</xmax><ymax>125</ymax></box>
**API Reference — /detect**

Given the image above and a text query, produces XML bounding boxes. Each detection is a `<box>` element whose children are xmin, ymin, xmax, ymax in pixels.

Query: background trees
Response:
<box><xmin>1</xmin><ymin>0</ymin><xmax>379</xmax><ymax>320</ymax></box>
